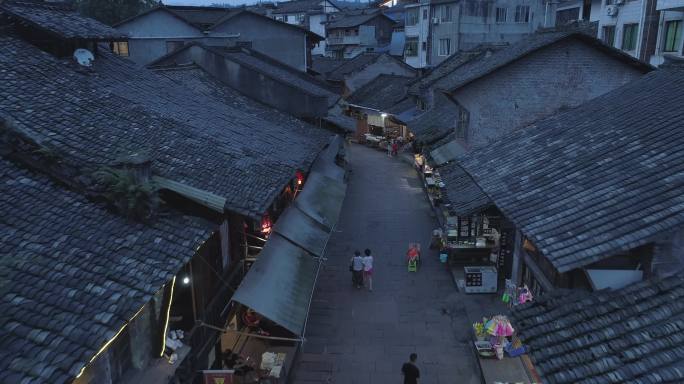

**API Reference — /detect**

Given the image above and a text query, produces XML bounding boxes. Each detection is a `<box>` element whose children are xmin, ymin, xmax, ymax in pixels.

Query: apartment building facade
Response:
<box><xmin>403</xmin><ymin>0</ymin><xmax>552</xmax><ymax>68</ymax></box>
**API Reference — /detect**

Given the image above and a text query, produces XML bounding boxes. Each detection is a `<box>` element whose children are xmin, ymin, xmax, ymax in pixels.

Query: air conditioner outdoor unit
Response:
<box><xmin>432</xmin><ymin>17</ymin><xmax>440</xmax><ymax>24</ymax></box>
<box><xmin>606</xmin><ymin>5</ymin><xmax>619</xmax><ymax>16</ymax></box>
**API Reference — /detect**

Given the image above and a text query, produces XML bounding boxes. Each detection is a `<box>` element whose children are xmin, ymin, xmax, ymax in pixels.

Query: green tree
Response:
<box><xmin>76</xmin><ymin>0</ymin><xmax>160</xmax><ymax>26</ymax></box>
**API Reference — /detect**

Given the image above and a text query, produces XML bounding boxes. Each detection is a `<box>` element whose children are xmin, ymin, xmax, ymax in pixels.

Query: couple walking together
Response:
<box><xmin>350</xmin><ymin>249</ymin><xmax>373</xmax><ymax>291</ymax></box>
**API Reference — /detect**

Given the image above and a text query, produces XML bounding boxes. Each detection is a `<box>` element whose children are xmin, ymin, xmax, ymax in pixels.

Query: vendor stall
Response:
<box><xmin>471</xmin><ymin>315</ymin><xmax>532</xmax><ymax>384</ymax></box>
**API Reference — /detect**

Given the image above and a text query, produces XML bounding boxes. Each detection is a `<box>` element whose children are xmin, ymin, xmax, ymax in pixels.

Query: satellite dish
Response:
<box><xmin>73</xmin><ymin>48</ymin><xmax>94</xmax><ymax>67</ymax></box>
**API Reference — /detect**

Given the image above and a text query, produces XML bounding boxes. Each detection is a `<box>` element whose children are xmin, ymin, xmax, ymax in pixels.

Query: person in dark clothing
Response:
<box><xmin>401</xmin><ymin>353</ymin><xmax>420</xmax><ymax>384</ymax></box>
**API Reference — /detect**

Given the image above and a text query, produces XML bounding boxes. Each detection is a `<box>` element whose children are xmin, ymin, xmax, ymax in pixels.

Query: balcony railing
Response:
<box><xmin>327</xmin><ymin>35</ymin><xmax>361</xmax><ymax>45</ymax></box>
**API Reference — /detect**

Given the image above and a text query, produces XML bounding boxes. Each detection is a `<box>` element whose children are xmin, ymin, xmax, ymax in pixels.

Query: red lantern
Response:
<box><xmin>261</xmin><ymin>214</ymin><xmax>272</xmax><ymax>234</ymax></box>
<box><xmin>295</xmin><ymin>170</ymin><xmax>304</xmax><ymax>186</ymax></box>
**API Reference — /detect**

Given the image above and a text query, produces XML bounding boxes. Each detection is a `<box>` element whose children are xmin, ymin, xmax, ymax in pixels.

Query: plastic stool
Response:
<box><xmin>408</xmin><ymin>259</ymin><xmax>417</xmax><ymax>272</ymax></box>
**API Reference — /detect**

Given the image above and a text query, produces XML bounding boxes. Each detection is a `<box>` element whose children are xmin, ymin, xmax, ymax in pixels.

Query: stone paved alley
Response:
<box><xmin>291</xmin><ymin>144</ymin><xmax>481</xmax><ymax>384</ymax></box>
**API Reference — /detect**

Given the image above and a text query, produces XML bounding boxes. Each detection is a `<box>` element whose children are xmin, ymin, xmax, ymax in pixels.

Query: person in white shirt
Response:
<box><xmin>350</xmin><ymin>250</ymin><xmax>364</xmax><ymax>289</ymax></box>
<box><xmin>363</xmin><ymin>248</ymin><xmax>374</xmax><ymax>291</ymax></box>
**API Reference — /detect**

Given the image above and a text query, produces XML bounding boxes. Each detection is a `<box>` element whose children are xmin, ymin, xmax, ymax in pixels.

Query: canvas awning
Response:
<box><xmin>232</xmin><ymin>234</ymin><xmax>321</xmax><ymax>336</ymax></box>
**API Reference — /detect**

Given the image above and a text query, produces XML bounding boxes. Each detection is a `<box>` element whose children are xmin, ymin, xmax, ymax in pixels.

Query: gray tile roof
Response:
<box><xmin>0</xmin><ymin>0</ymin><xmax>127</xmax><ymax>40</ymax></box>
<box><xmin>346</xmin><ymin>74</ymin><xmax>413</xmax><ymax>111</ymax></box>
<box><xmin>511</xmin><ymin>274</ymin><xmax>684</xmax><ymax>384</ymax></box>
<box><xmin>326</xmin><ymin>9</ymin><xmax>391</xmax><ymax>29</ymax></box>
<box><xmin>166</xmin><ymin>5</ymin><xmax>237</xmax><ymax>29</ymax></box>
<box><xmin>435</xmin><ymin>31</ymin><xmax>652</xmax><ymax>92</ymax></box>
<box><xmin>438</xmin><ymin>162</ymin><xmax>491</xmax><ymax>216</ymax></box>
<box><xmin>0</xmin><ymin>35</ymin><xmax>331</xmax><ymax>218</ymax></box>
<box><xmin>271</xmin><ymin>0</ymin><xmax>327</xmax><ymax>14</ymax></box>
<box><xmin>213</xmin><ymin>46</ymin><xmax>340</xmax><ymax>106</ymax></box>
<box><xmin>310</xmin><ymin>55</ymin><xmax>347</xmax><ymax>76</ymax></box>
<box><xmin>326</xmin><ymin>52</ymin><xmax>410</xmax><ymax>81</ymax></box>
<box><xmin>0</xmin><ymin>158</ymin><xmax>213</xmax><ymax>383</ymax></box>
<box><xmin>407</xmin><ymin>92</ymin><xmax>457</xmax><ymax>145</ymax></box>
<box><xmin>458</xmin><ymin>68</ymin><xmax>684</xmax><ymax>272</ymax></box>
<box><xmin>386</xmin><ymin>97</ymin><xmax>415</xmax><ymax>115</ymax></box>
<box><xmin>406</xmin><ymin>45</ymin><xmax>503</xmax><ymax>96</ymax></box>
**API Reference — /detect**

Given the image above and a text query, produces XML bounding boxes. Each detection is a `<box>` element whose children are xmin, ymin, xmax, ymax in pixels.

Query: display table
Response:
<box><xmin>475</xmin><ymin>350</ymin><xmax>532</xmax><ymax>384</ymax></box>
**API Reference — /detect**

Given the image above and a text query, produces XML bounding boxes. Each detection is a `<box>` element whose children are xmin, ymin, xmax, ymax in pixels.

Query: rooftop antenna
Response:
<box><xmin>73</xmin><ymin>48</ymin><xmax>94</xmax><ymax>67</ymax></box>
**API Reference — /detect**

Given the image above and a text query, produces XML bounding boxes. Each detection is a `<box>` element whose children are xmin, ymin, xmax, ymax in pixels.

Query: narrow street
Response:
<box><xmin>291</xmin><ymin>144</ymin><xmax>480</xmax><ymax>384</ymax></box>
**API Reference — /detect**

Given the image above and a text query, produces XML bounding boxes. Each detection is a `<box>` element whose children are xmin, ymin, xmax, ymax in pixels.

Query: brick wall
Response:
<box><xmin>452</xmin><ymin>38</ymin><xmax>646</xmax><ymax>148</ymax></box>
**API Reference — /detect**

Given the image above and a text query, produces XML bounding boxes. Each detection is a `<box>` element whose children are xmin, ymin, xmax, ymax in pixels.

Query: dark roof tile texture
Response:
<box><xmin>512</xmin><ymin>275</ymin><xmax>684</xmax><ymax>384</ymax></box>
<box><xmin>346</xmin><ymin>74</ymin><xmax>412</xmax><ymax>111</ymax></box>
<box><xmin>0</xmin><ymin>35</ymin><xmax>330</xmax><ymax>218</ymax></box>
<box><xmin>435</xmin><ymin>31</ymin><xmax>651</xmax><ymax>92</ymax></box>
<box><xmin>459</xmin><ymin>68</ymin><xmax>684</xmax><ymax>272</ymax></box>
<box><xmin>271</xmin><ymin>0</ymin><xmax>326</xmax><ymax>14</ymax></box>
<box><xmin>310</xmin><ymin>55</ymin><xmax>347</xmax><ymax>76</ymax></box>
<box><xmin>0</xmin><ymin>158</ymin><xmax>213</xmax><ymax>382</ymax></box>
<box><xmin>166</xmin><ymin>5</ymin><xmax>237</xmax><ymax>28</ymax></box>
<box><xmin>216</xmin><ymin>47</ymin><xmax>339</xmax><ymax>104</ymax></box>
<box><xmin>406</xmin><ymin>46</ymin><xmax>502</xmax><ymax>95</ymax></box>
<box><xmin>326</xmin><ymin>10</ymin><xmax>388</xmax><ymax>29</ymax></box>
<box><xmin>439</xmin><ymin>162</ymin><xmax>491</xmax><ymax>216</ymax></box>
<box><xmin>1</xmin><ymin>0</ymin><xmax>127</xmax><ymax>40</ymax></box>
<box><xmin>326</xmin><ymin>52</ymin><xmax>382</xmax><ymax>81</ymax></box>
<box><xmin>407</xmin><ymin>92</ymin><xmax>457</xmax><ymax>145</ymax></box>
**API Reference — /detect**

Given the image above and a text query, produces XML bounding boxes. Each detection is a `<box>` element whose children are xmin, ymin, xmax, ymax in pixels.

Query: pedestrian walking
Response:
<box><xmin>391</xmin><ymin>141</ymin><xmax>398</xmax><ymax>156</ymax></box>
<box><xmin>387</xmin><ymin>140</ymin><xmax>392</xmax><ymax>157</ymax></box>
<box><xmin>401</xmin><ymin>353</ymin><xmax>420</xmax><ymax>384</ymax></box>
<box><xmin>350</xmin><ymin>250</ymin><xmax>364</xmax><ymax>288</ymax></box>
<box><xmin>362</xmin><ymin>248</ymin><xmax>374</xmax><ymax>291</ymax></box>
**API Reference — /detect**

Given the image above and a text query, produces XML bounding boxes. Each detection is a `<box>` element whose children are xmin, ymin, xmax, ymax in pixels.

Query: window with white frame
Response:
<box><xmin>514</xmin><ymin>5</ymin><xmax>530</xmax><ymax>23</ymax></box>
<box><xmin>664</xmin><ymin>20</ymin><xmax>682</xmax><ymax>52</ymax></box>
<box><xmin>496</xmin><ymin>7</ymin><xmax>507</xmax><ymax>23</ymax></box>
<box><xmin>406</xmin><ymin>8</ymin><xmax>419</xmax><ymax>26</ymax></box>
<box><xmin>440</xmin><ymin>5</ymin><xmax>453</xmax><ymax>22</ymax></box>
<box><xmin>438</xmin><ymin>38</ymin><xmax>451</xmax><ymax>56</ymax></box>
<box><xmin>622</xmin><ymin>23</ymin><xmax>639</xmax><ymax>51</ymax></box>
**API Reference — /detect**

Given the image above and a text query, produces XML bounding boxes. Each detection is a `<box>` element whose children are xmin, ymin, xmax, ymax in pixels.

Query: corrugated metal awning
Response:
<box><xmin>232</xmin><ymin>234</ymin><xmax>321</xmax><ymax>336</ymax></box>
<box><xmin>273</xmin><ymin>206</ymin><xmax>329</xmax><ymax>257</ymax></box>
<box><xmin>230</xmin><ymin>135</ymin><xmax>348</xmax><ymax>338</ymax></box>
<box><xmin>295</xmin><ymin>172</ymin><xmax>346</xmax><ymax>231</ymax></box>
<box><xmin>430</xmin><ymin>140</ymin><xmax>467</xmax><ymax>166</ymax></box>
<box><xmin>310</xmin><ymin>135</ymin><xmax>345</xmax><ymax>182</ymax></box>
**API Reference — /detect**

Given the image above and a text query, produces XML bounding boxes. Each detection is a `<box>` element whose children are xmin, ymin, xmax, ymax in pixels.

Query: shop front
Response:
<box><xmin>471</xmin><ymin>314</ymin><xmax>533</xmax><ymax>384</ymax></box>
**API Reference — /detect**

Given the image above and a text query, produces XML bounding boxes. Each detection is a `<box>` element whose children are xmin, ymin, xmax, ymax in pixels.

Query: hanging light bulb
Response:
<box><xmin>182</xmin><ymin>275</ymin><xmax>190</xmax><ymax>285</ymax></box>
<box><xmin>295</xmin><ymin>170</ymin><xmax>304</xmax><ymax>186</ymax></box>
<box><xmin>261</xmin><ymin>214</ymin><xmax>272</xmax><ymax>235</ymax></box>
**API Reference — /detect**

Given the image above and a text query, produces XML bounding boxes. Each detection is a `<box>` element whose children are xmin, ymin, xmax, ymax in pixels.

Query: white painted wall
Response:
<box><xmin>650</xmin><ymin>9</ymin><xmax>684</xmax><ymax>65</ymax></box>
<box><xmin>404</xmin><ymin>3</ymin><xmax>430</xmax><ymax>68</ymax></box>
<box><xmin>596</xmin><ymin>0</ymin><xmax>647</xmax><ymax>58</ymax></box>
